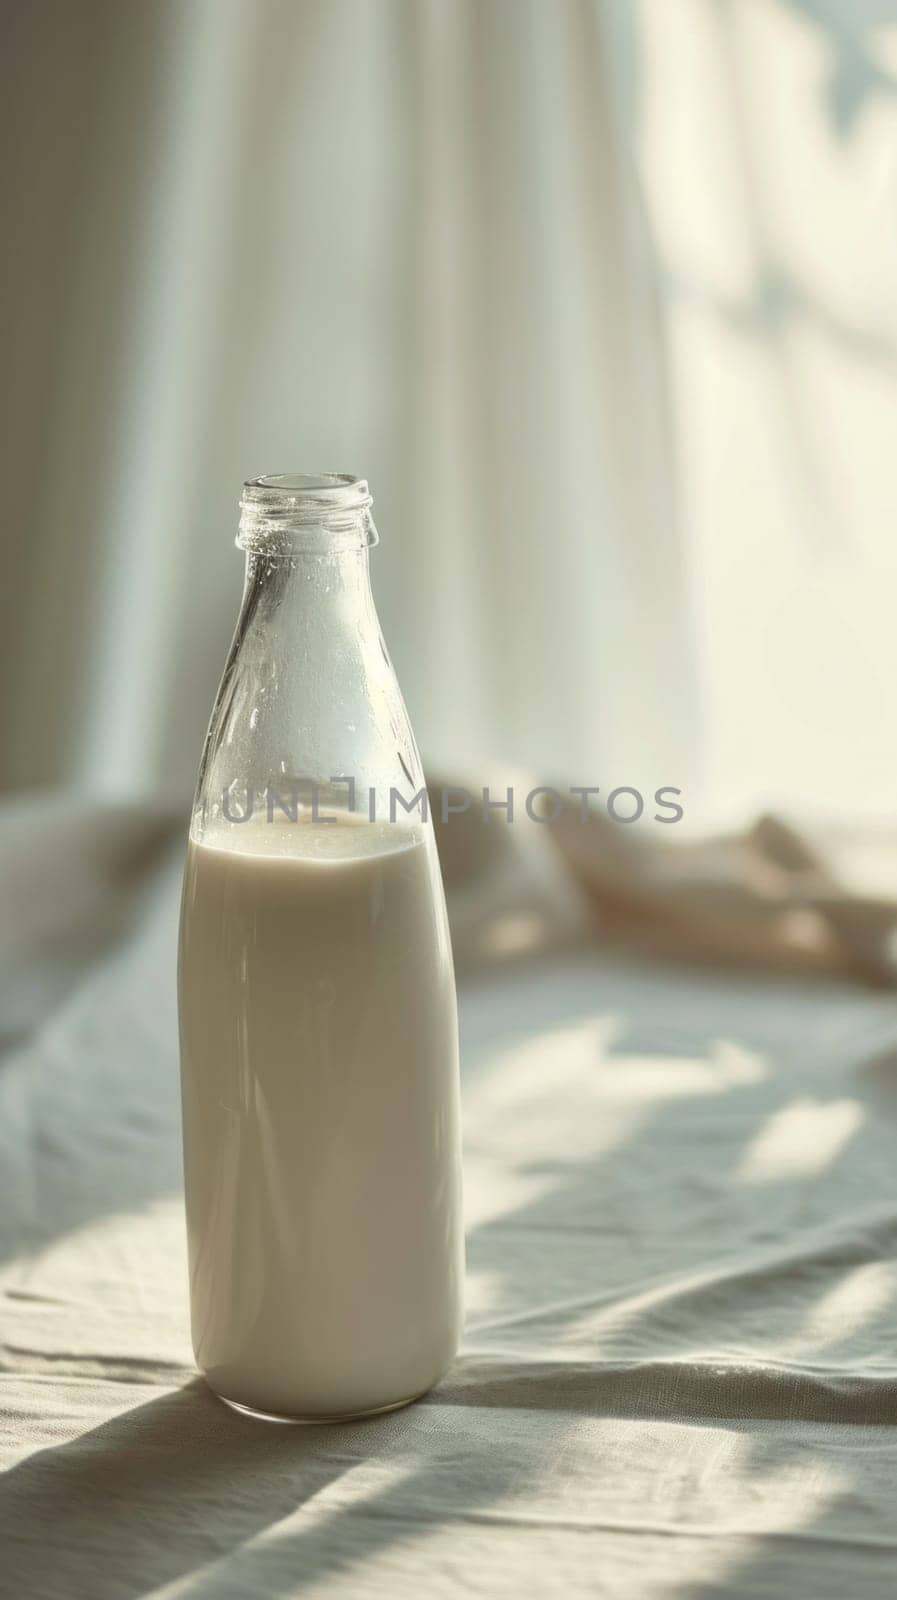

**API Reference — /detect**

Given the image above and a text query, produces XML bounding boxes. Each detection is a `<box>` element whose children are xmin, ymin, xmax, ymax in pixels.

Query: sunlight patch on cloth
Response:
<box><xmin>736</xmin><ymin>1099</ymin><xmax>863</xmax><ymax>1184</ymax></box>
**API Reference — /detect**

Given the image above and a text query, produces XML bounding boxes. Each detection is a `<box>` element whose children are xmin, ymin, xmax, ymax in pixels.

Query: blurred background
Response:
<box><xmin>3</xmin><ymin>0</ymin><xmax>897</xmax><ymax>827</ymax></box>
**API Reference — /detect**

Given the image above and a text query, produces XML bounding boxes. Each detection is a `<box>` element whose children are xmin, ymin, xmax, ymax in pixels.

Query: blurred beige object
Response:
<box><xmin>430</xmin><ymin>774</ymin><xmax>594</xmax><ymax>974</ymax></box>
<box><xmin>431</xmin><ymin>776</ymin><xmax>897</xmax><ymax>987</ymax></box>
<box><xmin>551</xmin><ymin>803</ymin><xmax>897</xmax><ymax>986</ymax></box>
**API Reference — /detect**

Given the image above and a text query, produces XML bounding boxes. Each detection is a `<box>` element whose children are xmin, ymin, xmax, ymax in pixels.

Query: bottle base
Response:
<box><xmin>216</xmin><ymin>1388</ymin><xmax>427</xmax><ymax>1425</ymax></box>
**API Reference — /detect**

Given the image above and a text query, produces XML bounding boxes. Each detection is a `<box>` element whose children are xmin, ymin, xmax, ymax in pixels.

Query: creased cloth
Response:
<box><xmin>2</xmin><ymin>790</ymin><xmax>897</xmax><ymax>1599</ymax></box>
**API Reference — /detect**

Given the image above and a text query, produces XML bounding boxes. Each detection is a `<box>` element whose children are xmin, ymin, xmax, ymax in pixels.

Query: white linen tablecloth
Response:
<box><xmin>2</xmin><ymin>794</ymin><xmax>897</xmax><ymax>1598</ymax></box>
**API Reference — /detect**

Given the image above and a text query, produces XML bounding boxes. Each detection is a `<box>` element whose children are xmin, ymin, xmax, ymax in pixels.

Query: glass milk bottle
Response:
<box><xmin>178</xmin><ymin>474</ymin><xmax>464</xmax><ymax>1422</ymax></box>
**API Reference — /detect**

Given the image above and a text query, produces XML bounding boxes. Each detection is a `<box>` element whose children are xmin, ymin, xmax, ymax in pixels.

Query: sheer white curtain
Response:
<box><xmin>3</xmin><ymin>0</ymin><xmax>896</xmax><ymax>824</ymax></box>
<box><xmin>1</xmin><ymin>0</ymin><xmax>695</xmax><ymax>806</ymax></box>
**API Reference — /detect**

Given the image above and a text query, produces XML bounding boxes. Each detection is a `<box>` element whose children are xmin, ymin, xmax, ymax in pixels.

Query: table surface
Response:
<box><xmin>2</xmin><ymin>800</ymin><xmax>897</xmax><ymax>1599</ymax></box>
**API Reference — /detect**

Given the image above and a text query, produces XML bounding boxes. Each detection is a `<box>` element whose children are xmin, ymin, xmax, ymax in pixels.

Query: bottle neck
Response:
<box><xmin>192</xmin><ymin>471</ymin><xmax>424</xmax><ymax>835</ymax></box>
<box><xmin>241</xmin><ymin>545</ymin><xmax>379</xmax><ymax>637</ymax></box>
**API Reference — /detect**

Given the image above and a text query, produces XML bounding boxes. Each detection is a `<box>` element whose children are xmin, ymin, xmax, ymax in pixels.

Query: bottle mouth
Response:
<box><xmin>238</xmin><ymin>473</ymin><xmax>378</xmax><ymax>554</ymax></box>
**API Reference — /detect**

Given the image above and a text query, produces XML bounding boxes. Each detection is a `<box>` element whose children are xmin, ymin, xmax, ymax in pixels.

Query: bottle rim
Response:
<box><xmin>238</xmin><ymin>473</ymin><xmax>377</xmax><ymax>553</ymax></box>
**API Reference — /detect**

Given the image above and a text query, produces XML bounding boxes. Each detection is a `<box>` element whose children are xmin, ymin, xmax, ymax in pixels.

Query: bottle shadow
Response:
<box><xmin>0</xmin><ymin>1377</ymin><xmax>387</xmax><ymax>1600</ymax></box>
